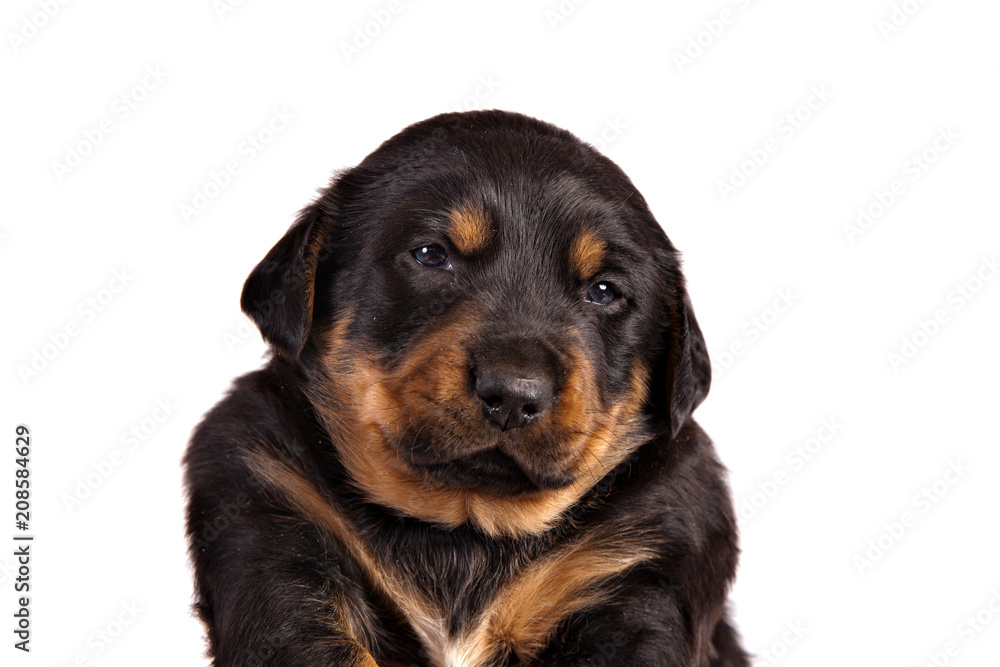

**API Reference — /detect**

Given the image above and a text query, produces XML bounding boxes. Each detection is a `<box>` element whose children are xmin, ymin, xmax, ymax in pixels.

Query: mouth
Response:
<box><xmin>412</xmin><ymin>446</ymin><xmax>576</xmax><ymax>495</ymax></box>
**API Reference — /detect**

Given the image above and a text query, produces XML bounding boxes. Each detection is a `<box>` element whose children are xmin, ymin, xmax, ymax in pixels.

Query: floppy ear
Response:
<box><xmin>240</xmin><ymin>203</ymin><xmax>330</xmax><ymax>357</ymax></box>
<box><xmin>665</xmin><ymin>292</ymin><xmax>712</xmax><ymax>437</ymax></box>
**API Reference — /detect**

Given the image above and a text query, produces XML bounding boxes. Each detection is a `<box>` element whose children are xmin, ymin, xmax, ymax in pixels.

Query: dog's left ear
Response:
<box><xmin>652</xmin><ymin>254</ymin><xmax>712</xmax><ymax>439</ymax></box>
<box><xmin>663</xmin><ymin>291</ymin><xmax>712</xmax><ymax>438</ymax></box>
<box><xmin>240</xmin><ymin>203</ymin><xmax>331</xmax><ymax>358</ymax></box>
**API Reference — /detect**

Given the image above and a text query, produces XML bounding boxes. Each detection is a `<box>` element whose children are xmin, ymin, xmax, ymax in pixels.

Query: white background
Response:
<box><xmin>2</xmin><ymin>1</ymin><xmax>999</xmax><ymax>665</ymax></box>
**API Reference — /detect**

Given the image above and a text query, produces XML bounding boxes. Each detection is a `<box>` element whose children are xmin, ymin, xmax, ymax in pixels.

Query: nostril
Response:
<box><xmin>473</xmin><ymin>364</ymin><xmax>555</xmax><ymax>431</ymax></box>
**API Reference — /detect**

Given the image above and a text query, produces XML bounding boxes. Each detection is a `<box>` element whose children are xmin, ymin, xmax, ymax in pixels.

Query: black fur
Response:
<box><xmin>185</xmin><ymin>110</ymin><xmax>747</xmax><ymax>666</ymax></box>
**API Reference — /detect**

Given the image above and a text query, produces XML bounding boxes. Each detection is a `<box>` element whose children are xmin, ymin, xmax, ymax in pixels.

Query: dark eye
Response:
<box><xmin>413</xmin><ymin>244</ymin><xmax>451</xmax><ymax>270</ymax></box>
<box><xmin>586</xmin><ymin>282</ymin><xmax>618</xmax><ymax>305</ymax></box>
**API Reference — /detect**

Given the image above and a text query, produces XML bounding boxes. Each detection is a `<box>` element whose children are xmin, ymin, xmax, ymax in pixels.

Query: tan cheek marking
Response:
<box><xmin>448</xmin><ymin>205</ymin><xmax>493</xmax><ymax>256</ymax></box>
<box><xmin>306</xmin><ymin>315</ymin><xmax>485</xmax><ymax>530</ymax></box>
<box><xmin>308</xmin><ymin>316</ymin><xmax>651</xmax><ymax>539</ymax></box>
<box><xmin>569</xmin><ymin>229</ymin><xmax>606</xmax><ymax>280</ymax></box>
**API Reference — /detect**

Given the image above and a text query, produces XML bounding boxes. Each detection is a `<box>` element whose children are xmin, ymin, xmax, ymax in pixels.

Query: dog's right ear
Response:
<box><xmin>240</xmin><ymin>202</ymin><xmax>331</xmax><ymax>358</ymax></box>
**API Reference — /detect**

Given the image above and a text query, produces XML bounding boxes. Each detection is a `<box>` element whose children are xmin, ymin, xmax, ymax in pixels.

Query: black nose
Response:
<box><xmin>474</xmin><ymin>365</ymin><xmax>555</xmax><ymax>431</ymax></box>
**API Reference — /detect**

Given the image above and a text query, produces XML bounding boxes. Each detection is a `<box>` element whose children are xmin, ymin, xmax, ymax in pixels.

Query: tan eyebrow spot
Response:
<box><xmin>448</xmin><ymin>205</ymin><xmax>493</xmax><ymax>255</ymax></box>
<box><xmin>569</xmin><ymin>229</ymin><xmax>606</xmax><ymax>279</ymax></box>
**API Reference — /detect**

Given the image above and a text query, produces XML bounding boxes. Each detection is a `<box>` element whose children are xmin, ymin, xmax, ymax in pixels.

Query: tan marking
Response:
<box><xmin>243</xmin><ymin>450</ymin><xmax>455</xmax><ymax>666</ymax></box>
<box><xmin>305</xmin><ymin>312</ymin><xmax>650</xmax><ymax>538</ymax></box>
<box><xmin>474</xmin><ymin>524</ymin><xmax>659</xmax><ymax>662</ymax></box>
<box><xmin>568</xmin><ymin>229</ymin><xmax>606</xmax><ymax>279</ymax></box>
<box><xmin>448</xmin><ymin>205</ymin><xmax>492</xmax><ymax>255</ymax></box>
<box><xmin>243</xmin><ymin>448</ymin><xmax>659</xmax><ymax>667</ymax></box>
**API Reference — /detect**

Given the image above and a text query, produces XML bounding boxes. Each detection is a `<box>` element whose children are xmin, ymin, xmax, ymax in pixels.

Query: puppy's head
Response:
<box><xmin>241</xmin><ymin>111</ymin><xmax>710</xmax><ymax>536</ymax></box>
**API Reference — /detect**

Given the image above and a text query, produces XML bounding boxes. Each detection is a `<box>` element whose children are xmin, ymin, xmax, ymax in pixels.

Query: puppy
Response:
<box><xmin>185</xmin><ymin>110</ymin><xmax>747</xmax><ymax>666</ymax></box>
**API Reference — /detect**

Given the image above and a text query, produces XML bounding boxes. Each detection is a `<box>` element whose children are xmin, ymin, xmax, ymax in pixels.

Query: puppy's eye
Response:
<box><xmin>586</xmin><ymin>282</ymin><xmax>618</xmax><ymax>305</ymax></box>
<box><xmin>413</xmin><ymin>244</ymin><xmax>451</xmax><ymax>270</ymax></box>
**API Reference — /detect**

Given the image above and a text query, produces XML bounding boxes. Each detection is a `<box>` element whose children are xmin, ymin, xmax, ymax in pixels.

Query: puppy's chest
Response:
<box><xmin>362</xmin><ymin>523</ymin><xmax>656</xmax><ymax>667</ymax></box>
<box><xmin>369</xmin><ymin>539</ymin><xmax>523</xmax><ymax>665</ymax></box>
<box><xmin>389</xmin><ymin>533</ymin><xmax>529</xmax><ymax>628</ymax></box>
